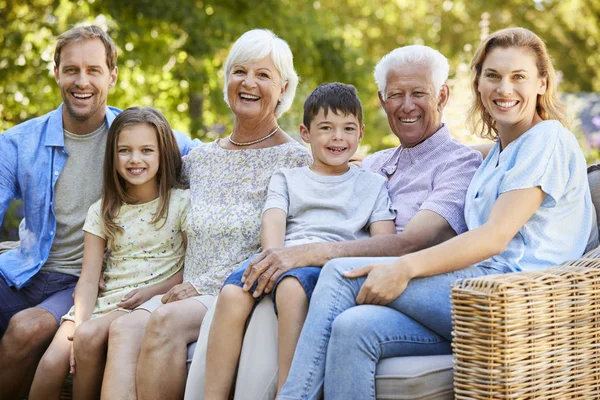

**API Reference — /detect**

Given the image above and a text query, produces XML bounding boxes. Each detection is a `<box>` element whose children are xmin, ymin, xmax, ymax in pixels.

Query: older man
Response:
<box><xmin>0</xmin><ymin>25</ymin><xmax>195</xmax><ymax>399</ymax></box>
<box><xmin>238</xmin><ymin>45</ymin><xmax>482</xmax><ymax>400</ymax></box>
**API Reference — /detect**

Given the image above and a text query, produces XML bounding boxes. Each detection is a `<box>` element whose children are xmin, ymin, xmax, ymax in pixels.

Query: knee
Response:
<box><xmin>143</xmin><ymin>306</ymin><xmax>178</xmax><ymax>346</ymax></box>
<box><xmin>73</xmin><ymin>320</ymin><xmax>107</xmax><ymax>355</ymax></box>
<box><xmin>108</xmin><ymin>314</ymin><xmax>145</xmax><ymax>346</ymax></box>
<box><xmin>218</xmin><ymin>285</ymin><xmax>253</xmax><ymax>319</ymax></box>
<box><xmin>330</xmin><ymin>309</ymin><xmax>372</xmax><ymax>347</ymax></box>
<box><xmin>36</xmin><ymin>345</ymin><xmax>67</xmax><ymax>376</ymax></box>
<box><xmin>4</xmin><ymin>311</ymin><xmax>57</xmax><ymax>354</ymax></box>
<box><xmin>275</xmin><ymin>277</ymin><xmax>308</xmax><ymax>309</ymax></box>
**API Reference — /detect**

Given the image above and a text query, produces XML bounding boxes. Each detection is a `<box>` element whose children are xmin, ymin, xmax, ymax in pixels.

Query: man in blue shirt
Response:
<box><xmin>0</xmin><ymin>25</ymin><xmax>195</xmax><ymax>398</ymax></box>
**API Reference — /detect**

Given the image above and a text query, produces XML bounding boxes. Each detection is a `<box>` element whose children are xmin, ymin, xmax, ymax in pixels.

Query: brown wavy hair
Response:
<box><xmin>102</xmin><ymin>107</ymin><xmax>186</xmax><ymax>248</ymax></box>
<box><xmin>467</xmin><ymin>27</ymin><xmax>568</xmax><ymax>140</ymax></box>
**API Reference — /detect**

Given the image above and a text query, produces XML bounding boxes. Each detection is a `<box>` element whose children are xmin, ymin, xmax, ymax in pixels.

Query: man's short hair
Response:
<box><xmin>54</xmin><ymin>25</ymin><xmax>118</xmax><ymax>71</ymax></box>
<box><xmin>374</xmin><ymin>45</ymin><xmax>449</xmax><ymax>98</ymax></box>
<box><xmin>303</xmin><ymin>82</ymin><xmax>363</xmax><ymax>128</ymax></box>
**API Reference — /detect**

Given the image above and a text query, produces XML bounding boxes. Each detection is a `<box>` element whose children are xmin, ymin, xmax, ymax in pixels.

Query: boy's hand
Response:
<box><xmin>67</xmin><ymin>336</ymin><xmax>76</xmax><ymax>374</ymax></box>
<box><xmin>117</xmin><ymin>288</ymin><xmax>150</xmax><ymax>309</ymax></box>
<box><xmin>161</xmin><ymin>282</ymin><xmax>199</xmax><ymax>303</ymax></box>
<box><xmin>242</xmin><ymin>246</ymin><xmax>305</xmax><ymax>297</ymax></box>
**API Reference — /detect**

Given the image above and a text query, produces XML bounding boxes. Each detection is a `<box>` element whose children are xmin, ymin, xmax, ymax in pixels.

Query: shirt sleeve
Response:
<box><xmin>420</xmin><ymin>150</ymin><xmax>482</xmax><ymax>234</ymax></box>
<box><xmin>368</xmin><ymin>179</ymin><xmax>397</xmax><ymax>225</ymax></box>
<box><xmin>499</xmin><ymin>123</ymin><xmax>572</xmax><ymax>208</ymax></box>
<box><xmin>0</xmin><ymin>134</ymin><xmax>18</xmax><ymax>223</ymax></box>
<box><xmin>263</xmin><ymin>170</ymin><xmax>290</xmax><ymax>215</ymax></box>
<box><xmin>179</xmin><ymin>190</ymin><xmax>190</xmax><ymax>233</ymax></box>
<box><xmin>82</xmin><ymin>200</ymin><xmax>106</xmax><ymax>239</ymax></box>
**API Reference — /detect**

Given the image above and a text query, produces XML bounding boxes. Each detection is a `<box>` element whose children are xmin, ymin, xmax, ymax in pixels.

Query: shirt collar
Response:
<box><xmin>45</xmin><ymin>104</ymin><xmax>117</xmax><ymax>147</ymax></box>
<box><xmin>380</xmin><ymin>124</ymin><xmax>451</xmax><ymax>173</ymax></box>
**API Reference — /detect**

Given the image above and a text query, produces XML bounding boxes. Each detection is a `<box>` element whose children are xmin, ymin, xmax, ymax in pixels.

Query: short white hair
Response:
<box><xmin>374</xmin><ymin>45</ymin><xmax>449</xmax><ymax>98</ymax></box>
<box><xmin>223</xmin><ymin>29</ymin><xmax>299</xmax><ymax>118</ymax></box>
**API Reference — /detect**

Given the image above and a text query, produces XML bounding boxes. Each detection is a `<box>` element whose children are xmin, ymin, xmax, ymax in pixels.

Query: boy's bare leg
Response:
<box><xmin>204</xmin><ymin>285</ymin><xmax>255</xmax><ymax>400</ymax></box>
<box><xmin>0</xmin><ymin>308</ymin><xmax>57</xmax><ymax>400</ymax></box>
<box><xmin>72</xmin><ymin>310</ymin><xmax>127</xmax><ymax>400</ymax></box>
<box><xmin>274</xmin><ymin>278</ymin><xmax>309</xmax><ymax>394</ymax></box>
<box><xmin>136</xmin><ymin>298</ymin><xmax>208</xmax><ymax>400</ymax></box>
<box><xmin>101</xmin><ymin>310</ymin><xmax>151</xmax><ymax>400</ymax></box>
<box><xmin>29</xmin><ymin>321</ymin><xmax>75</xmax><ymax>400</ymax></box>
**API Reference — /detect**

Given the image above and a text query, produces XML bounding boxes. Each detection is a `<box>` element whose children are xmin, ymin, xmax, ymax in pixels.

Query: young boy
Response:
<box><xmin>204</xmin><ymin>82</ymin><xmax>397</xmax><ymax>399</ymax></box>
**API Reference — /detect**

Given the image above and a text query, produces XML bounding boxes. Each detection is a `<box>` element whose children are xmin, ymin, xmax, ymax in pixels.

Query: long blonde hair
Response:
<box><xmin>467</xmin><ymin>27</ymin><xmax>567</xmax><ymax>140</ymax></box>
<box><xmin>102</xmin><ymin>107</ymin><xmax>186</xmax><ymax>248</ymax></box>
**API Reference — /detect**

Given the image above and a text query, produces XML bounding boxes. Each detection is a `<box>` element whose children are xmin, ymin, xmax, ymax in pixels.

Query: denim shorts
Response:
<box><xmin>0</xmin><ymin>271</ymin><xmax>78</xmax><ymax>335</ymax></box>
<box><xmin>223</xmin><ymin>256</ymin><xmax>321</xmax><ymax>314</ymax></box>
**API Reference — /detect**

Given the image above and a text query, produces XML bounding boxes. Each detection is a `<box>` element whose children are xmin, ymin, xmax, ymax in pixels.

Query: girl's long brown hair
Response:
<box><xmin>102</xmin><ymin>107</ymin><xmax>186</xmax><ymax>248</ymax></box>
<box><xmin>467</xmin><ymin>27</ymin><xmax>568</xmax><ymax>140</ymax></box>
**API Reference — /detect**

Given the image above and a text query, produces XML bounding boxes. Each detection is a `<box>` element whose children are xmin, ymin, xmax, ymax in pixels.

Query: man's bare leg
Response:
<box><xmin>0</xmin><ymin>308</ymin><xmax>57</xmax><ymax>399</ymax></box>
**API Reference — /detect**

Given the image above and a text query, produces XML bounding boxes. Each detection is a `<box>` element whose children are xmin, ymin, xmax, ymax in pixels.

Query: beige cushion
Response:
<box><xmin>375</xmin><ymin>355</ymin><xmax>454</xmax><ymax>400</ymax></box>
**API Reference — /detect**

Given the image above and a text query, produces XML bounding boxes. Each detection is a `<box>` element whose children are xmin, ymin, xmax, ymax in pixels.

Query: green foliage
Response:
<box><xmin>1</xmin><ymin>0</ymin><xmax>599</xmax><ymax>154</ymax></box>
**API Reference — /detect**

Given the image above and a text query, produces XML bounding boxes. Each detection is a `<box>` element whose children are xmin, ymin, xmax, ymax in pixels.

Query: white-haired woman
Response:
<box><xmin>97</xmin><ymin>29</ymin><xmax>311</xmax><ymax>400</ymax></box>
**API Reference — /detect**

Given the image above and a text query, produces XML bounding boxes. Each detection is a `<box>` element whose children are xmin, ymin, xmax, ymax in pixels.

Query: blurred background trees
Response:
<box><xmin>2</xmin><ymin>0</ymin><xmax>600</xmax><ymax>238</ymax></box>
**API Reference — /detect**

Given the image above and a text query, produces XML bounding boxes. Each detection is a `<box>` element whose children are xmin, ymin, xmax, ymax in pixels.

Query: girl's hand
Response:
<box><xmin>67</xmin><ymin>336</ymin><xmax>76</xmax><ymax>374</ymax></box>
<box><xmin>344</xmin><ymin>259</ymin><xmax>414</xmax><ymax>305</ymax></box>
<box><xmin>117</xmin><ymin>288</ymin><xmax>151</xmax><ymax>309</ymax></box>
<box><xmin>161</xmin><ymin>282</ymin><xmax>199</xmax><ymax>303</ymax></box>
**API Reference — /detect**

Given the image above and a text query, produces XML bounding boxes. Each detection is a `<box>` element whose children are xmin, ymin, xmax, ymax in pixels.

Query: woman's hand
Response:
<box><xmin>161</xmin><ymin>282</ymin><xmax>199</xmax><ymax>303</ymax></box>
<box><xmin>117</xmin><ymin>287</ymin><xmax>152</xmax><ymax>309</ymax></box>
<box><xmin>242</xmin><ymin>246</ymin><xmax>305</xmax><ymax>297</ymax></box>
<box><xmin>344</xmin><ymin>258</ymin><xmax>414</xmax><ymax>305</ymax></box>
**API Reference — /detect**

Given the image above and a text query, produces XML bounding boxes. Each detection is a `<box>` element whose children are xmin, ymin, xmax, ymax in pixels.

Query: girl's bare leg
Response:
<box><xmin>72</xmin><ymin>311</ymin><xmax>127</xmax><ymax>400</ymax></box>
<box><xmin>274</xmin><ymin>278</ymin><xmax>309</xmax><ymax>394</ymax></box>
<box><xmin>204</xmin><ymin>285</ymin><xmax>254</xmax><ymax>400</ymax></box>
<box><xmin>29</xmin><ymin>321</ymin><xmax>75</xmax><ymax>400</ymax></box>
<box><xmin>136</xmin><ymin>298</ymin><xmax>208</xmax><ymax>400</ymax></box>
<box><xmin>100</xmin><ymin>309</ymin><xmax>151</xmax><ymax>400</ymax></box>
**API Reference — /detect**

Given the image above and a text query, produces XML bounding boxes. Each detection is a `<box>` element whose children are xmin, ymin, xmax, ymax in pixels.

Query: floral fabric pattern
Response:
<box><xmin>62</xmin><ymin>188</ymin><xmax>189</xmax><ymax>321</ymax></box>
<box><xmin>181</xmin><ymin>140</ymin><xmax>311</xmax><ymax>295</ymax></box>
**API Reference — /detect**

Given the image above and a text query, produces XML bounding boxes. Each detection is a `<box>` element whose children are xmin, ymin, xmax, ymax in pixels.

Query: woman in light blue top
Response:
<box><xmin>277</xmin><ymin>27</ymin><xmax>597</xmax><ymax>400</ymax></box>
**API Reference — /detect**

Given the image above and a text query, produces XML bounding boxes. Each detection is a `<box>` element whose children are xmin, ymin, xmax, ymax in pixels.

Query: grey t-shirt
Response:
<box><xmin>42</xmin><ymin>122</ymin><xmax>108</xmax><ymax>277</ymax></box>
<box><xmin>263</xmin><ymin>166</ymin><xmax>396</xmax><ymax>247</ymax></box>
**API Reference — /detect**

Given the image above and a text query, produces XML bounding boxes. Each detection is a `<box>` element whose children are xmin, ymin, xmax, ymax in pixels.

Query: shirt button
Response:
<box><xmin>54</xmin><ymin>171</ymin><xmax>59</xmax><ymax>176</ymax></box>
<box><xmin>50</xmin><ymin>231</ymin><xmax>54</xmax><ymax>236</ymax></box>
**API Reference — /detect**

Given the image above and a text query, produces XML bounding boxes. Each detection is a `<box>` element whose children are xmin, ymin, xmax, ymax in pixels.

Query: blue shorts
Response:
<box><xmin>223</xmin><ymin>256</ymin><xmax>321</xmax><ymax>314</ymax></box>
<box><xmin>0</xmin><ymin>271</ymin><xmax>78</xmax><ymax>336</ymax></box>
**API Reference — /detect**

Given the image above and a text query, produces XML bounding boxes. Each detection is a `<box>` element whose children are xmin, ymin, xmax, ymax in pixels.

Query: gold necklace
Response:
<box><xmin>228</xmin><ymin>126</ymin><xmax>279</xmax><ymax>146</ymax></box>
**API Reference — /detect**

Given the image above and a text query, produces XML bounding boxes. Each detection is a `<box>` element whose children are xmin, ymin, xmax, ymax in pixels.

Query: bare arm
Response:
<box><xmin>368</xmin><ymin>220</ymin><xmax>396</xmax><ymax>236</ymax></box>
<box><xmin>346</xmin><ymin>187</ymin><xmax>545</xmax><ymax>304</ymax></box>
<box><xmin>260</xmin><ymin>208</ymin><xmax>286</xmax><ymax>250</ymax></box>
<box><xmin>73</xmin><ymin>232</ymin><xmax>106</xmax><ymax>327</ymax></box>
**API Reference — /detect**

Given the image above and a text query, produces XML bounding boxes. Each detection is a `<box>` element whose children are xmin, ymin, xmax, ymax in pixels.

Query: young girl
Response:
<box><xmin>29</xmin><ymin>107</ymin><xmax>190</xmax><ymax>399</ymax></box>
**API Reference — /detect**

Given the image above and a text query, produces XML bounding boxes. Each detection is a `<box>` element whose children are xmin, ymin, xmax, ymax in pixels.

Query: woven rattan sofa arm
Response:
<box><xmin>451</xmin><ymin>247</ymin><xmax>600</xmax><ymax>399</ymax></box>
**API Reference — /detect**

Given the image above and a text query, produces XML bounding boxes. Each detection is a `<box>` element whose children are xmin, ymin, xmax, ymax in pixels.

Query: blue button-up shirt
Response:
<box><xmin>0</xmin><ymin>104</ymin><xmax>197</xmax><ymax>289</ymax></box>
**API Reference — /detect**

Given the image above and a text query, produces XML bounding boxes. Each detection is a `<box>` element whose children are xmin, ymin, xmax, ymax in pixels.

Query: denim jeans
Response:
<box><xmin>278</xmin><ymin>257</ymin><xmax>508</xmax><ymax>400</ymax></box>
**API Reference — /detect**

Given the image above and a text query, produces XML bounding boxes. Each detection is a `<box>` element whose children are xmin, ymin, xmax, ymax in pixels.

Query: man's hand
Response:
<box><xmin>117</xmin><ymin>288</ymin><xmax>151</xmax><ymax>309</ymax></box>
<box><xmin>161</xmin><ymin>282</ymin><xmax>199</xmax><ymax>304</ymax></box>
<box><xmin>344</xmin><ymin>259</ymin><xmax>413</xmax><ymax>305</ymax></box>
<box><xmin>241</xmin><ymin>246</ymin><xmax>306</xmax><ymax>298</ymax></box>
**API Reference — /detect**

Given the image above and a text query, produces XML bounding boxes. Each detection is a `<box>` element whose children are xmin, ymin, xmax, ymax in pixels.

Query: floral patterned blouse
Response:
<box><xmin>181</xmin><ymin>140</ymin><xmax>311</xmax><ymax>295</ymax></box>
<box><xmin>63</xmin><ymin>188</ymin><xmax>189</xmax><ymax>321</ymax></box>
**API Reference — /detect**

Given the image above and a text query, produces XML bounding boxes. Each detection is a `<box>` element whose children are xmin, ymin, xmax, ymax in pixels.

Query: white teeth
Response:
<box><xmin>73</xmin><ymin>93</ymin><xmax>92</xmax><ymax>99</ymax></box>
<box><xmin>399</xmin><ymin>117</ymin><xmax>420</xmax><ymax>123</ymax></box>
<box><xmin>128</xmin><ymin>168</ymin><xmax>145</xmax><ymax>174</ymax></box>
<box><xmin>240</xmin><ymin>93</ymin><xmax>259</xmax><ymax>100</ymax></box>
<box><xmin>327</xmin><ymin>147</ymin><xmax>347</xmax><ymax>153</ymax></box>
<box><xmin>494</xmin><ymin>100</ymin><xmax>518</xmax><ymax>108</ymax></box>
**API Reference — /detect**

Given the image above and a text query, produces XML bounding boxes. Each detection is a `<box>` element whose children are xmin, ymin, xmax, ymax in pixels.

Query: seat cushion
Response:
<box><xmin>375</xmin><ymin>354</ymin><xmax>454</xmax><ymax>400</ymax></box>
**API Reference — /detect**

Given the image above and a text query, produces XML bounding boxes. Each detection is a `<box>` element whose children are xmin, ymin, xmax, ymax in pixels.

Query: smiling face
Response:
<box><xmin>300</xmin><ymin>108</ymin><xmax>364</xmax><ymax>176</ymax></box>
<box><xmin>477</xmin><ymin>46</ymin><xmax>547</xmax><ymax>138</ymax></box>
<box><xmin>116</xmin><ymin>123</ymin><xmax>160</xmax><ymax>202</ymax></box>
<box><xmin>379</xmin><ymin>63</ymin><xmax>448</xmax><ymax>148</ymax></box>
<box><xmin>54</xmin><ymin>38</ymin><xmax>117</xmax><ymax>134</ymax></box>
<box><xmin>226</xmin><ymin>56</ymin><xmax>286</xmax><ymax>124</ymax></box>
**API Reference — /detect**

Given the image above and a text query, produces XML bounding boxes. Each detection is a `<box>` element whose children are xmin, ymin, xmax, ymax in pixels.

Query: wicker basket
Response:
<box><xmin>451</xmin><ymin>247</ymin><xmax>600</xmax><ymax>399</ymax></box>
